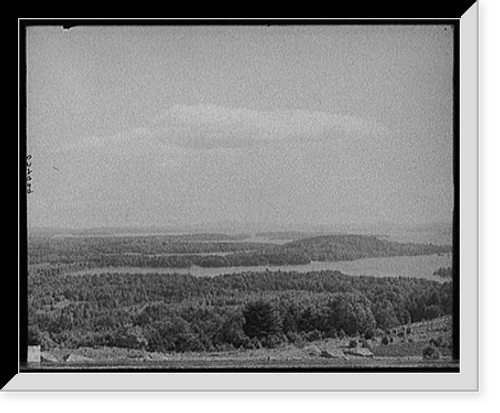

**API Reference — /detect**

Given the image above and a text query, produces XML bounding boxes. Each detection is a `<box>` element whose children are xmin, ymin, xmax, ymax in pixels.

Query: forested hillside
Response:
<box><xmin>28</xmin><ymin>233</ymin><xmax>451</xmax><ymax>269</ymax></box>
<box><xmin>284</xmin><ymin>235</ymin><xmax>450</xmax><ymax>261</ymax></box>
<box><xmin>28</xmin><ymin>268</ymin><xmax>453</xmax><ymax>353</ymax></box>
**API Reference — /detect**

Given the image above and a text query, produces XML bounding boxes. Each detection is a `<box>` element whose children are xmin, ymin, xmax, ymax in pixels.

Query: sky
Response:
<box><xmin>25</xmin><ymin>24</ymin><xmax>455</xmax><ymax>230</ymax></box>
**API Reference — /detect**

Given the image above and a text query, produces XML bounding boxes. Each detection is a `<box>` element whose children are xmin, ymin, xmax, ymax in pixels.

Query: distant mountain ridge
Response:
<box><xmin>28</xmin><ymin>221</ymin><xmax>453</xmax><ymax>238</ymax></box>
<box><xmin>29</xmin><ymin>232</ymin><xmax>451</xmax><ymax>269</ymax></box>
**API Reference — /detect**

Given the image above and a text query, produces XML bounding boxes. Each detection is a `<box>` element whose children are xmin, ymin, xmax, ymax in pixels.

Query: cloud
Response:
<box><xmin>56</xmin><ymin>127</ymin><xmax>161</xmax><ymax>156</ymax></box>
<box><xmin>153</xmin><ymin>104</ymin><xmax>392</xmax><ymax>150</ymax></box>
<box><xmin>56</xmin><ymin>104</ymin><xmax>392</xmax><ymax>159</ymax></box>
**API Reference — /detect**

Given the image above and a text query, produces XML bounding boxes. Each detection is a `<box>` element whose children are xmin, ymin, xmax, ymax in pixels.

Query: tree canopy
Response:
<box><xmin>28</xmin><ymin>268</ymin><xmax>453</xmax><ymax>353</ymax></box>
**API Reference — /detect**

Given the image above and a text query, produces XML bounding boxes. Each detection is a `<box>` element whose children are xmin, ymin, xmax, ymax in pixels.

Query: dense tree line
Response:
<box><xmin>27</xmin><ymin>235</ymin><xmax>273</xmax><ymax>265</ymax></box>
<box><xmin>28</xmin><ymin>269</ymin><xmax>453</xmax><ymax>353</ymax></box>
<box><xmin>285</xmin><ymin>235</ymin><xmax>451</xmax><ymax>261</ymax></box>
<box><xmin>82</xmin><ymin>248</ymin><xmax>311</xmax><ymax>268</ymax></box>
<box><xmin>28</xmin><ymin>234</ymin><xmax>451</xmax><ymax>269</ymax></box>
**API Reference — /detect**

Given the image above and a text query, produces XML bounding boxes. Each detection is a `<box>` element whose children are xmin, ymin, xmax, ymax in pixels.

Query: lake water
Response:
<box><xmin>66</xmin><ymin>253</ymin><xmax>453</xmax><ymax>281</ymax></box>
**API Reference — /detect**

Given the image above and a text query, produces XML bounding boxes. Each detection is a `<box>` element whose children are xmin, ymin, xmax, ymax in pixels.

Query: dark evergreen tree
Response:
<box><xmin>242</xmin><ymin>299</ymin><xmax>281</xmax><ymax>340</ymax></box>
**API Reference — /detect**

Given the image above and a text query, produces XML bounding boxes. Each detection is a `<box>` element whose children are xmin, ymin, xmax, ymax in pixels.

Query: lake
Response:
<box><xmin>66</xmin><ymin>253</ymin><xmax>453</xmax><ymax>281</ymax></box>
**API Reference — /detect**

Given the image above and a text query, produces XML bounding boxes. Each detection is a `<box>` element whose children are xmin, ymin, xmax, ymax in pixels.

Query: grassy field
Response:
<box><xmin>23</xmin><ymin>358</ymin><xmax>457</xmax><ymax>371</ymax></box>
<box><xmin>23</xmin><ymin>316</ymin><xmax>456</xmax><ymax>371</ymax></box>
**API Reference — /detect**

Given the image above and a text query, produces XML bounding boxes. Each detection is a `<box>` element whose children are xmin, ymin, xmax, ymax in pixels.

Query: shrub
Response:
<box><xmin>38</xmin><ymin>330</ymin><xmax>58</xmax><ymax>350</ymax></box>
<box><xmin>287</xmin><ymin>331</ymin><xmax>305</xmax><ymax>348</ymax></box>
<box><xmin>28</xmin><ymin>325</ymin><xmax>41</xmax><ymax>346</ymax></box>
<box><xmin>349</xmin><ymin>339</ymin><xmax>358</xmax><ymax>348</ymax></box>
<box><xmin>364</xmin><ymin>329</ymin><xmax>375</xmax><ymax>340</ymax></box>
<box><xmin>423</xmin><ymin>304</ymin><xmax>442</xmax><ymax>320</ymax></box>
<box><xmin>261</xmin><ymin>333</ymin><xmax>287</xmax><ymax>349</ymax></box>
<box><xmin>381</xmin><ymin>336</ymin><xmax>390</xmax><ymax>346</ymax></box>
<box><xmin>114</xmin><ymin>325</ymin><xmax>148</xmax><ymax>350</ymax></box>
<box><xmin>305</xmin><ymin>329</ymin><xmax>322</xmax><ymax>342</ymax></box>
<box><xmin>243</xmin><ymin>336</ymin><xmax>261</xmax><ymax>350</ymax></box>
<box><xmin>217</xmin><ymin>311</ymin><xmax>247</xmax><ymax>348</ymax></box>
<box><xmin>215</xmin><ymin>342</ymin><xmax>234</xmax><ymax>352</ymax></box>
<box><xmin>253</xmin><ymin>336</ymin><xmax>263</xmax><ymax>349</ymax></box>
<box><xmin>422</xmin><ymin>345</ymin><xmax>441</xmax><ymax>360</ymax></box>
<box><xmin>429</xmin><ymin>336</ymin><xmax>445</xmax><ymax>348</ymax></box>
<box><xmin>146</xmin><ymin>317</ymin><xmax>203</xmax><ymax>353</ymax></box>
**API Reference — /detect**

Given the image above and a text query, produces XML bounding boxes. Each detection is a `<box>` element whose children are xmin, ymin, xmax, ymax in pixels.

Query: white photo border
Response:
<box><xmin>8</xmin><ymin>8</ymin><xmax>478</xmax><ymax>391</ymax></box>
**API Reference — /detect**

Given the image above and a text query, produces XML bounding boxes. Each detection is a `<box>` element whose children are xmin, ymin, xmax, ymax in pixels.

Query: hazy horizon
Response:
<box><xmin>26</xmin><ymin>25</ymin><xmax>455</xmax><ymax>229</ymax></box>
<box><xmin>27</xmin><ymin>219</ymin><xmax>453</xmax><ymax>234</ymax></box>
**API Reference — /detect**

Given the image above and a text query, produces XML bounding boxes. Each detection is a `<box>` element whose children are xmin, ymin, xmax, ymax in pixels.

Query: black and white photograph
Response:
<box><xmin>14</xmin><ymin>14</ymin><xmax>480</xmax><ymax>391</ymax></box>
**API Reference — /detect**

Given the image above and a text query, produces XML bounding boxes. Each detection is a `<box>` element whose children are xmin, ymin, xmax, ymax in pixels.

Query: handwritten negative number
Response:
<box><xmin>26</xmin><ymin>155</ymin><xmax>33</xmax><ymax>194</ymax></box>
